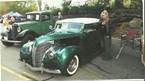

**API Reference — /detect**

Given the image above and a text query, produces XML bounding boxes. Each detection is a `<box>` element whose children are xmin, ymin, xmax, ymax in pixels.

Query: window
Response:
<box><xmin>36</xmin><ymin>15</ymin><xmax>40</xmax><ymax>20</ymax></box>
<box><xmin>26</xmin><ymin>14</ymin><xmax>40</xmax><ymax>21</ymax></box>
<box><xmin>83</xmin><ymin>23</ymin><xmax>98</xmax><ymax>33</ymax></box>
<box><xmin>41</xmin><ymin>14</ymin><xmax>50</xmax><ymax>21</ymax></box>
<box><xmin>84</xmin><ymin>23</ymin><xmax>97</xmax><ymax>30</ymax></box>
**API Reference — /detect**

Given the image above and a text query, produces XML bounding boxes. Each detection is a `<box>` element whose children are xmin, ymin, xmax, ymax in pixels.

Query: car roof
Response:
<box><xmin>56</xmin><ymin>18</ymin><xmax>99</xmax><ymax>24</ymax></box>
<box><xmin>26</xmin><ymin>11</ymin><xmax>51</xmax><ymax>14</ymax></box>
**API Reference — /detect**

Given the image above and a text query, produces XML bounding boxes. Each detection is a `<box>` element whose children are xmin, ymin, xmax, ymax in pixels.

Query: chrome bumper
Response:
<box><xmin>1</xmin><ymin>39</ymin><xmax>21</xmax><ymax>43</ymax></box>
<box><xmin>22</xmin><ymin>60</ymin><xmax>61</xmax><ymax>74</ymax></box>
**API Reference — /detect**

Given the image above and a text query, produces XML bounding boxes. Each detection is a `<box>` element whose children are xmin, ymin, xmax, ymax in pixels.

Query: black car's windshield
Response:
<box><xmin>55</xmin><ymin>23</ymin><xmax>83</xmax><ymax>32</ymax></box>
<box><xmin>26</xmin><ymin>14</ymin><xmax>40</xmax><ymax>21</ymax></box>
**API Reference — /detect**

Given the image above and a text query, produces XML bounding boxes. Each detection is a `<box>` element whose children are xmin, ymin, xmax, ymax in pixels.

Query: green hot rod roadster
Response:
<box><xmin>20</xmin><ymin>18</ymin><xmax>101</xmax><ymax>76</ymax></box>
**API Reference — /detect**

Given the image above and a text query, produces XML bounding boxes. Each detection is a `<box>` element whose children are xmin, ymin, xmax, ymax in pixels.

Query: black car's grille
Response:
<box><xmin>32</xmin><ymin>42</ymin><xmax>52</xmax><ymax>67</ymax></box>
<box><xmin>10</xmin><ymin>24</ymin><xmax>18</xmax><ymax>39</ymax></box>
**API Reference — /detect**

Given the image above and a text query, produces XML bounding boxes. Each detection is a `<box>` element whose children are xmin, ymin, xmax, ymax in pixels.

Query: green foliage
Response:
<box><xmin>16</xmin><ymin>0</ymin><xmax>37</xmax><ymax>14</ymax></box>
<box><xmin>50</xmin><ymin>8</ymin><xmax>62</xmax><ymax>16</ymax></box>
<box><xmin>112</xmin><ymin>22</ymin><xmax>129</xmax><ymax>37</ymax></box>
<box><xmin>61</xmin><ymin>0</ymin><xmax>71</xmax><ymax>15</ymax></box>
<box><xmin>57</xmin><ymin>0</ymin><xmax>113</xmax><ymax>16</ymax></box>
<box><xmin>130</xmin><ymin>0</ymin><xmax>142</xmax><ymax>9</ymax></box>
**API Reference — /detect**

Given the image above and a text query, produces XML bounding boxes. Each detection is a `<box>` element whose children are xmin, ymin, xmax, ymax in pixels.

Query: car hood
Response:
<box><xmin>15</xmin><ymin>21</ymin><xmax>37</xmax><ymax>26</ymax></box>
<box><xmin>34</xmin><ymin>32</ymin><xmax>81</xmax><ymax>46</ymax></box>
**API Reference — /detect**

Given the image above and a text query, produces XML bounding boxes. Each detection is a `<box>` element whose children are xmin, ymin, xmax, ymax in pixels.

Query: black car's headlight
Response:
<box><xmin>17</xmin><ymin>27</ymin><xmax>21</xmax><ymax>32</ymax></box>
<box><xmin>45</xmin><ymin>47</ymin><xmax>55</xmax><ymax>59</ymax></box>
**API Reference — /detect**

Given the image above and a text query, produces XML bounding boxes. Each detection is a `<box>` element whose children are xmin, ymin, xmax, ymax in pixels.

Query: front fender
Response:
<box><xmin>16</xmin><ymin>29</ymin><xmax>37</xmax><ymax>38</ymax></box>
<box><xmin>56</xmin><ymin>45</ymin><xmax>81</xmax><ymax>69</ymax></box>
<box><xmin>20</xmin><ymin>46</ymin><xmax>32</xmax><ymax>65</ymax></box>
<box><xmin>16</xmin><ymin>29</ymin><xmax>29</xmax><ymax>38</ymax></box>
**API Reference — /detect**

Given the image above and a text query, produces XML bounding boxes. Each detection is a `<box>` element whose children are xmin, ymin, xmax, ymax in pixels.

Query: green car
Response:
<box><xmin>20</xmin><ymin>18</ymin><xmax>101</xmax><ymax>76</ymax></box>
<box><xmin>1</xmin><ymin>11</ymin><xmax>55</xmax><ymax>46</ymax></box>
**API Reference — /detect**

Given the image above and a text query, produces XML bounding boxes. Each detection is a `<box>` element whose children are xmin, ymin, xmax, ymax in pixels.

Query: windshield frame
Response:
<box><xmin>54</xmin><ymin>22</ymin><xmax>84</xmax><ymax>33</ymax></box>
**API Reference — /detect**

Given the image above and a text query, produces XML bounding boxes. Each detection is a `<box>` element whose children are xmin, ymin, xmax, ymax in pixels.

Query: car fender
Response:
<box><xmin>16</xmin><ymin>29</ymin><xmax>38</xmax><ymax>38</ymax></box>
<box><xmin>57</xmin><ymin>45</ymin><xmax>81</xmax><ymax>69</ymax></box>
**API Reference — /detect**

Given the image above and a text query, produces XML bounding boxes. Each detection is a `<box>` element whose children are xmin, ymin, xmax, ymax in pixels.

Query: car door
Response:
<box><xmin>24</xmin><ymin>14</ymin><xmax>42</xmax><ymax>34</ymax></box>
<box><xmin>81</xmin><ymin>23</ymin><xmax>100</xmax><ymax>54</ymax></box>
<box><xmin>39</xmin><ymin>14</ymin><xmax>53</xmax><ymax>34</ymax></box>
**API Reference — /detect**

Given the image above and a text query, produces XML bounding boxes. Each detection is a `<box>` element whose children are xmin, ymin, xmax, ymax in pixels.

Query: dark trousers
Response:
<box><xmin>100</xmin><ymin>35</ymin><xmax>112</xmax><ymax>59</ymax></box>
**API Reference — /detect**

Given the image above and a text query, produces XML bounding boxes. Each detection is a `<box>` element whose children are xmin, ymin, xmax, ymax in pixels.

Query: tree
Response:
<box><xmin>62</xmin><ymin>0</ymin><xmax>72</xmax><ymax>15</ymax></box>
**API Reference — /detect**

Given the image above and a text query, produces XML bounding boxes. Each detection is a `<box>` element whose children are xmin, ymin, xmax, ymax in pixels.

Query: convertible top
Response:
<box><xmin>57</xmin><ymin>18</ymin><xmax>100</xmax><ymax>24</ymax></box>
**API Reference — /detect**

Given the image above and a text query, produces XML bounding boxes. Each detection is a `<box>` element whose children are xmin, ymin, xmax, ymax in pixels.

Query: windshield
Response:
<box><xmin>55</xmin><ymin>23</ymin><xmax>83</xmax><ymax>33</ymax></box>
<box><xmin>26</xmin><ymin>14</ymin><xmax>40</xmax><ymax>21</ymax></box>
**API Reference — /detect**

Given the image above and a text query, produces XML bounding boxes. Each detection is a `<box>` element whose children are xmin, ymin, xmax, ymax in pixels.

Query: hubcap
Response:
<box><xmin>67</xmin><ymin>55</ymin><xmax>79</xmax><ymax>75</ymax></box>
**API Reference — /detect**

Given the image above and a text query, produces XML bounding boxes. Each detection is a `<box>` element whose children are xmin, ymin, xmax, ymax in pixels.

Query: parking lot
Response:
<box><xmin>1</xmin><ymin>32</ymin><xmax>145</xmax><ymax>81</ymax></box>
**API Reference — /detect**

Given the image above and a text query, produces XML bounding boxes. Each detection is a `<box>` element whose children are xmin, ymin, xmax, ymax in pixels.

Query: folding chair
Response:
<box><xmin>115</xmin><ymin>27</ymin><xmax>142</xmax><ymax>59</ymax></box>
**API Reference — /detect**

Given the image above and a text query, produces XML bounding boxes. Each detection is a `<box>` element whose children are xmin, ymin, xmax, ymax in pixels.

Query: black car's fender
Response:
<box><xmin>16</xmin><ymin>29</ymin><xmax>38</xmax><ymax>39</ymax></box>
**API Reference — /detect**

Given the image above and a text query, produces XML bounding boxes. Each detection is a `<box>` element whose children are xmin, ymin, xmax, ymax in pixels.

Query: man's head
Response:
<box><xmin>58</xmin><ymin>12</ymin><xmax>61</xmax><ymax>15</ymax></box>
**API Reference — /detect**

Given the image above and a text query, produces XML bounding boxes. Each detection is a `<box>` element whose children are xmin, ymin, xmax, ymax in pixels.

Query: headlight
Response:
<box><xmin>28</xmin><ymin>45</ymin><xmax>32</xmax><ymax>54</ymax></box>
<box><xmin>45</xmin><ymin>47</ymin><xmax>55</xmax><ymax>59</ymax></box>
<box><xmin>17</xmin><ymin>27</ymin><xmax>21</xmax><ymax>32</ymax></box>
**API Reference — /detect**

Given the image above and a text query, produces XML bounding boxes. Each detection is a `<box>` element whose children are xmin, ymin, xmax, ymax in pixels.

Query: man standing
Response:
<box><xmin>57</xmin><ymin>12</ymin><xmax>63</xmax><ymax>20</ymax></box>
<box><xmin>99</xmin><ymin>9</ymin><xmax>112</xmax><ymax>60</ymax></box>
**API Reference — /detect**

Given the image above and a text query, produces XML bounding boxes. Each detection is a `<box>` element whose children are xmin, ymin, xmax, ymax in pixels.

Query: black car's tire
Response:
<box><xmin>21</xmin><ymin>34</ymin><xmax>35</xmax><ymax>46</ymax></box>
<box><xmin>61</xmin><ymin>54</ymin><xmax>79</xmax><ymax>76</ymax></box>
<box><xmin>1</xmin><ymin>41</ymin><xmax>13</xmax><ymax>47</ymax></box>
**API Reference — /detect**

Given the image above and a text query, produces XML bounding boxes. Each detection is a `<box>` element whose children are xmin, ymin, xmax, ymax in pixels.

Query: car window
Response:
<box><xmin>26</xmin><ymin>14</ymin><xmax>40</xmax><ymax>21</ymax></box>
<box><xmin>41</xmin><ymin>14</ymin><xmax>50</xmax><ymax>21</ymax></box>
<box><xmin>36</xmin><ymin>15</ymin><xmax>40</xmax><ymax>20</ymax></box>
<box><xmin>83</xmin><ymin>23</ymin><xmax>98</xmax><ymax>32</ymax></box>
<box><xmin>84</xmin><ymin>23</ymin><xmax>97</xmax><ymax>30</ymax></box>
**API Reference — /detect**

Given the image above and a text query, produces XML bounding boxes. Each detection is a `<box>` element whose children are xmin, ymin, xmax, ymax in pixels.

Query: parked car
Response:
<box><xmin>1</xmin><ymin>11</ymin><xmax>55</xmax><ymax>46</ymax></box>
<box><xmin>20</xmin><ymin>18</ymin><xmax>101</xmax><ymax>76</ymax></box>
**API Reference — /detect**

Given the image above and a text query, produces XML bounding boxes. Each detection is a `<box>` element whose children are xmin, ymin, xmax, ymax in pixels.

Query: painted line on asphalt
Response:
<box><xmin>22</xmin><ymin>71</ymin><xmax>38</xmax><ymax>80</ymax></box>
<box><xmin>1</xmin><ymin>65</ymin><xmax>31</xmax><ymax>81</ymax></box>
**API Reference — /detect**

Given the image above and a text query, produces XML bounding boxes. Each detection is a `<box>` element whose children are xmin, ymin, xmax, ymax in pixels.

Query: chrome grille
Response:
<box><xmin>32</xmin><ymin>42</ymin><xmax>52</xmax><ymax>67</ymax></box>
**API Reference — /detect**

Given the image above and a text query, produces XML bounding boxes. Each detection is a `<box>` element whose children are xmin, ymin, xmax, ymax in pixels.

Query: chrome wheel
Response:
<box><xmin>66</xmin><ymin>55</ymin><xmax>79</xmax><ymax>75</ymax></box>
